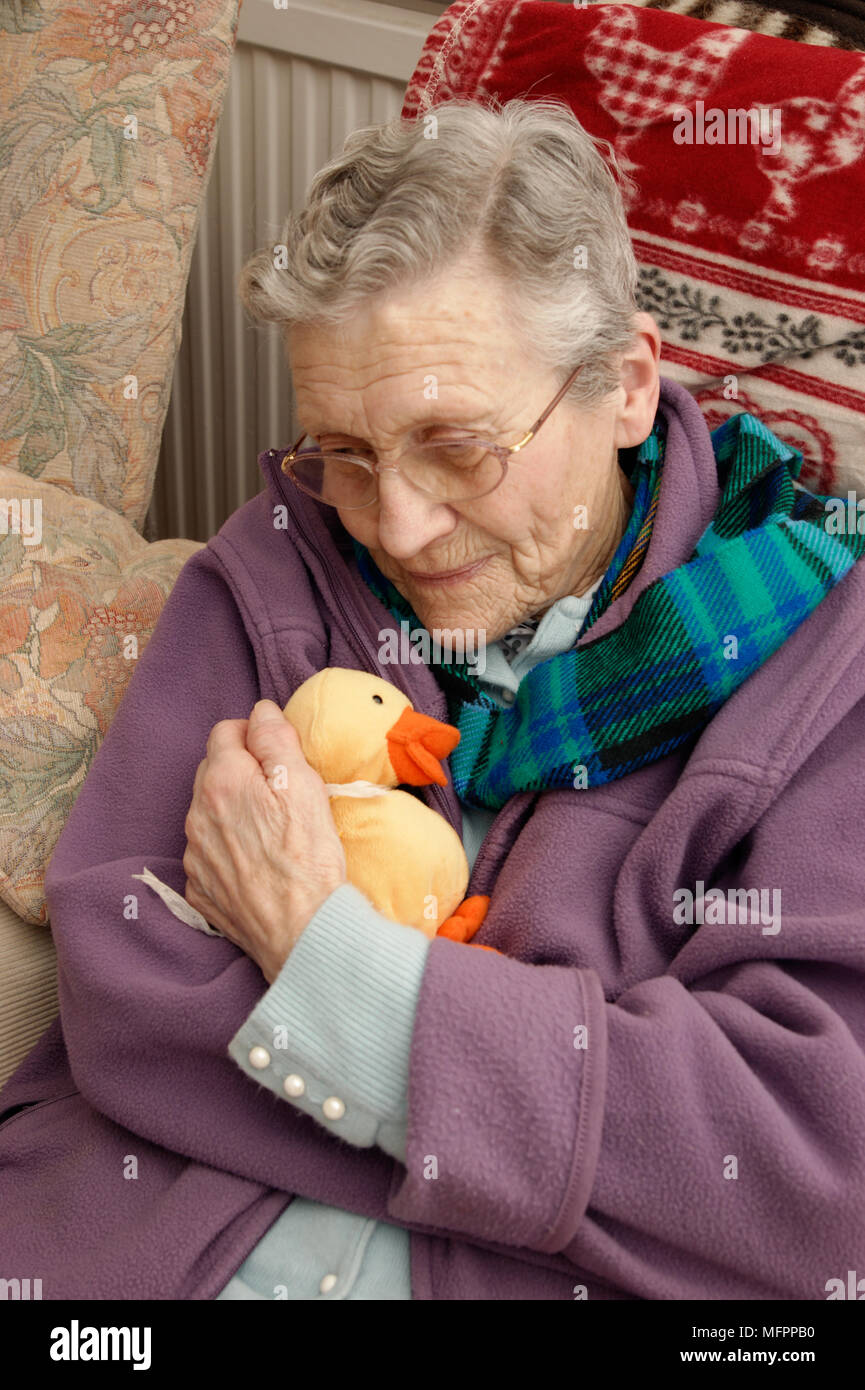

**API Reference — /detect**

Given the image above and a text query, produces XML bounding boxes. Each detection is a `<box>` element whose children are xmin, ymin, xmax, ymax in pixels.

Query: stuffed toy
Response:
<box><xmin>135</xmin><ymin>668</ymin><xmax>496</xmax><ymax>952</ymax></box>
<box><xmin>282</xmin><ymin>668</ymin><xmax>493</xmax><ymax>948</ymax></box>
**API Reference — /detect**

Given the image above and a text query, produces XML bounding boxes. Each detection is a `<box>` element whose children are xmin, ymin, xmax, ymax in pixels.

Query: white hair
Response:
<box><xmin>238</xmin><ymin>96</ymin><xmax>640</xmax><ymax>406</ymax></box>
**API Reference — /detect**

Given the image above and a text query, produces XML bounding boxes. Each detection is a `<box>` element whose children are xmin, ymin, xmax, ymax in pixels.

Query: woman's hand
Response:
<box><xmin>183</xmin><ymin>700</ymin><xmax>347</xmax><ymax>982</ymax></box>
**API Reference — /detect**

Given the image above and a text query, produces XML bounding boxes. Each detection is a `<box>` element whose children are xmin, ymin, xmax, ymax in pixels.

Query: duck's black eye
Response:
<box><xmin>372</xmin><ymin>694</ymin><xmax>383</xmax><ymax>704</ymax></box>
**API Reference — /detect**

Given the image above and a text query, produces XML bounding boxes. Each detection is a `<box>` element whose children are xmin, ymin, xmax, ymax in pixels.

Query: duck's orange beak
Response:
<box><xmin>386</xmin><ymin>706</ymin><xmax>460</xmax><ymax>786</ymax></box>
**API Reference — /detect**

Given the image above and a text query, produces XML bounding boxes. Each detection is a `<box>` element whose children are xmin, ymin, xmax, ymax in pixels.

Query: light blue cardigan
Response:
<box><xmin>216</xmin><ymin>590</ymin><xmax>598</xmax><ymax>1299</ymax></box>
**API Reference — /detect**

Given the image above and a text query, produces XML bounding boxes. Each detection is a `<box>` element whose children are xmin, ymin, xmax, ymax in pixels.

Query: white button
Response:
<box><xmin>248</xmin><ymin>1045</ymin><xmax>271</xmax><ymax>1069</ymax></box>
<box><xmin>319</xmin><ymin>1272</ymin><xmax>338</xmax><ymax>1294</ymax></box>
<box><xmin>322</xmin><ymin>1096</ymin><xmax>345</xmax><ymax>1120</ymax></box>
<box><xmin>283</xmin><ymin>1073</ymin><xmax>305</xmax><ymax>1097</ymax></box>
<box><xmin>501</xmin><ymin>690</ymin><xmax>515</xmax><ymax>705</ymax></box>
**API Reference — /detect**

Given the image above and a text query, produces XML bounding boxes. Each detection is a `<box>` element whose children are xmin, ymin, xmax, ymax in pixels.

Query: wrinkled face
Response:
<box><xmin>287</xmin><ymin>257</ymin><xmax>637</xmax><ymax>644</ymax></box>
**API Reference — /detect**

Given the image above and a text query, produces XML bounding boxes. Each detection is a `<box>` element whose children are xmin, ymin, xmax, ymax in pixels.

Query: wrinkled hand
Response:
<box><xmin>183</xmin><ymin>700</ymin><xmax>347</xmax><ymax>982</ymax></box>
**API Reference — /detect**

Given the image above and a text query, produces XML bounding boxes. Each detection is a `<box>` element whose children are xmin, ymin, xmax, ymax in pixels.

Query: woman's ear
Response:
<box><xmin>612</xmin><ymin>312</ymin><xmax>662</xmax><ymax>449</ymax></box>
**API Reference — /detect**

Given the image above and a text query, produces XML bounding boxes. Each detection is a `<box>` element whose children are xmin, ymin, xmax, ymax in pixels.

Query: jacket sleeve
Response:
<box><xmin>385</xmin><ymin>692</ymin><xmax>865</xmax><ymax>1299</ymax></box>
<box><xmin>42</xmin><ymin>546</ymin><xmax>395</xmax><ymax>1199</ymax></box>
<box><xmin>227</xmin><ymin>882</ymin><xmax>428</xmax><ymax>1163</ymax></box>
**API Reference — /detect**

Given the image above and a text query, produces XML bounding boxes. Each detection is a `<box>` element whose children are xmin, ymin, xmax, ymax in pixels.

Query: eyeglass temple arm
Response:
<box><xmin>283</xmin><ymin>362</ymin><xmax>584</xmax><ymax>464</ymax></box>
<box><xmin>283</xmin><ymin>430</ymin><xmax>311</xmax><ymax>466</ymax></box>
<box><xmin>508</xmin><ymin>363</ymin><xmax>584</xmax><ymax>453</ymax></box>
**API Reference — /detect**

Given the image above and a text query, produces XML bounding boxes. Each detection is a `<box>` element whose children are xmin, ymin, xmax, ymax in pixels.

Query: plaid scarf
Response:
<box><xmin>351</xmin><ymin>413</ymin><xmax>865</xmax><ymax>810</ymax></box>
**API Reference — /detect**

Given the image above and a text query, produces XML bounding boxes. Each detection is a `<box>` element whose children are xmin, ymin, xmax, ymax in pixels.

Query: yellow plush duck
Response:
<box><xmin>283</xmin><ymin>668</ymin><xmax>495</xmax><ymax>951</ymax></box>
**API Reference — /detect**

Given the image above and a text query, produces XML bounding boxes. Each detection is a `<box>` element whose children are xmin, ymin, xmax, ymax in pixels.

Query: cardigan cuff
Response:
<box><xmin>227</xmin><ymin>882</ymin><xmax>431</xmax><ymax>1161</ymax></box>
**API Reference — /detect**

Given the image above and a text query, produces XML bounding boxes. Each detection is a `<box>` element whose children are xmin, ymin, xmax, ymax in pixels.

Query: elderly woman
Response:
<box><xmin>2</xmin><ymin>97</ymin><xmax>865</xmax><ymax>1303</ymax></box>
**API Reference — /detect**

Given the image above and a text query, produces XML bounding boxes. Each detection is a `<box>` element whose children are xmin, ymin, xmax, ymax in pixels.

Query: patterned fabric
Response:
<box><xmin>0</xmin><ymin>0</ymin><xmax>238</xmax><ymax>935</ymax></box>
<box><xmin>0</xmin><ymin>467</ymin><xmax>203</xmax><ymax>924</ymax></box>
<box><xmin>0</xmin><ymin>0</ymin><xmax>241</xmax><ymax>529</ymax></box>
<box><xmin>353</xmin><ymin>413</ymin><xmax>865</xmax><ymax>811</ymax></box>
<box><xmin>498</xmin><ymin>615</ymin><xmax>542</xmax><ymax>664</ymax></box>
<box><xmin>621</xmin><ymin>0</ymin><xmax>865</xmax><ymax>51</ymax></box>
<box><xmin>585</xmin><ymin>13</ymin><xmax>748</xmax><ymax>130</ymax></box>
<box><xmin>402</xmin><ymin>1</ymin><xmax>865</xmax><ymax>498</ymax></box>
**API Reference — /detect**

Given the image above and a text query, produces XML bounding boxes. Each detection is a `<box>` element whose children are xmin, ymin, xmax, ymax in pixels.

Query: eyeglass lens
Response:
<box><xmin>288</xmin><ymin>436</ymin><xmax>505</xmax><ymax>506</ymax></box>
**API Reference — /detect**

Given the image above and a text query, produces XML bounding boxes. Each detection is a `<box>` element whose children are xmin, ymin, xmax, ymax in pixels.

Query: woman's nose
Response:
<box><xmin>373</xmin><ymin>467</ymin><xmax>456</xmax><ymax>558</ymax></box>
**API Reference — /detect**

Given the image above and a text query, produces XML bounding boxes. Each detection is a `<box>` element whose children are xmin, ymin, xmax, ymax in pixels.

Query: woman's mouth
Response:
<box><xmin>404</xmin><ymin>557</ymin><xmax>490</xmax><ymax>587</ymax></box>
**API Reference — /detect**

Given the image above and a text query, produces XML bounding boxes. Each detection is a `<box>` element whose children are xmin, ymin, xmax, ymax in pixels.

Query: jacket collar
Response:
<box><xmin>577</xmin><ymin>377</ymin><xmax>720</xmax><ymax>646</ymax></box>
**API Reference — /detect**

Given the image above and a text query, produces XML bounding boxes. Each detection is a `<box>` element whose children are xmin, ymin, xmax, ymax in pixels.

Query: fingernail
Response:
<box><xmin>251</xmin><ymin>699</ymin><xmax>284</xmax><ymax>722</ymax></box>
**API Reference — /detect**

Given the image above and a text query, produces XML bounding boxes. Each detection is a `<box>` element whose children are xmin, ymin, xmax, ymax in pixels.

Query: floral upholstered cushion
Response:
<box><xmin>0</xmin><ymin>0</ymin><xmax>239</xmax><ymax>929</ymax></box>
<box><xmin>0</xmin><ymin>0</ymin><xmax>240</xmax><ymax>530</ymax></box>
<box><xmin>0</xmin><ymin>468</ymin><xmax>202</xmax><ymax>924</ymax></box>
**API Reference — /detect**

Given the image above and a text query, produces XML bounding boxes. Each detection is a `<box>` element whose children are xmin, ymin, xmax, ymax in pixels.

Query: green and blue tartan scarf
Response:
<box><xmin>351</xmin><ymin>413</ymin><xmax>865</xmax><ymax>811</ymax></box>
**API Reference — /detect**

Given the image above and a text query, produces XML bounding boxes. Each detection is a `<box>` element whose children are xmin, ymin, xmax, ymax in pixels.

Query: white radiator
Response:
<box><xmin>148</xmin><ymin>0</ymin><xmax>434</xmax><ymax>543</ymax></box>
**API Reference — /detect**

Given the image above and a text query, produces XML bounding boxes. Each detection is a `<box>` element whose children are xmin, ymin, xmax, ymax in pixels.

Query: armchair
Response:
<box><xmin>0</xmin><ymin>0</ymin><xmax>242</xmax><ymax>1087</ymax></box>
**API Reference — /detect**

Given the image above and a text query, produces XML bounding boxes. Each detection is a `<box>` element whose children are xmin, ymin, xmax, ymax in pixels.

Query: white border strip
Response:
<box><xmin>237</xmin><ymin>0</ymin><xmax>434</xmax><ymax>81</ymax></box>
<box><xmin>633</xmin><ymin>227</ymin><xmax>865</xmax><ymax>309</ymax></box>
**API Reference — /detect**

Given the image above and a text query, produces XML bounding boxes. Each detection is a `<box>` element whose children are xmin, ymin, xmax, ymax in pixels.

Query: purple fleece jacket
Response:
<box><xmin>2</xmin><ymin>378</ymin><xmax>865</xmax><ymax>1300</ymax></box>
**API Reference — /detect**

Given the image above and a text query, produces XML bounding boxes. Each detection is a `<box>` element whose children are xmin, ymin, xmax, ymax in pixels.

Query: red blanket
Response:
<box><xmin>403</xmin><ymin>0</ymin><xmax>865</xmax><ymax>494</ymax></box>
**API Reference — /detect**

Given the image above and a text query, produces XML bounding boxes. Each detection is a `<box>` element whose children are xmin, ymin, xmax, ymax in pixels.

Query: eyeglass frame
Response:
<box><xmin>278</xmin><ymin>361</ymin><xmax>585</xmax><ymax>507</ymax></box>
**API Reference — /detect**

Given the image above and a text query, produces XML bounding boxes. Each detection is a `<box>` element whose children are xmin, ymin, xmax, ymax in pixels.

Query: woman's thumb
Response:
<box><xmin>248</xmin><ymin>699</ymin><xmax>286</xmax><ymax>727</ymax></box>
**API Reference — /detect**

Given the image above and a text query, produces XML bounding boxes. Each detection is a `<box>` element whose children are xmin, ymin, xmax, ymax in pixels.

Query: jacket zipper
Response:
<box><xmin>264</xmin><ymin>452</ymin><xmax>460</xmax><ymax>836</ymax></box>
<box><xmin>0</xmin><ymin>1090</ymin><xmax>79</xmax><ymax>1133</ymax></box>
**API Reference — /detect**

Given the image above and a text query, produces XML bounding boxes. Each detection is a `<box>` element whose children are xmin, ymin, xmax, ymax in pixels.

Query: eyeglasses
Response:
<box><xmin>278</xmin><ymin>362</ymin><xmax>584</xmax><ymax>508</ymax></box>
